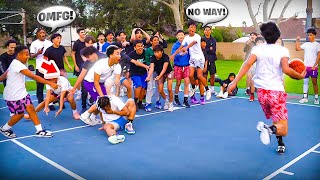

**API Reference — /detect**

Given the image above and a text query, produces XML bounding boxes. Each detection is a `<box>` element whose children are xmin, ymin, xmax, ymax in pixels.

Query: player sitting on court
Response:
<box><xmin>96</xmin><ymin>96</ymin><xmax>136</xmax><ymax>144</ymax></box>
<box><xmin>24</xmin><ymin>75</ymin><xmax>81</xmax><ymax>120</ymax></box>
<box><xmin>216</xmin><ymin>73</ymin><xmax>238</xmax><ymax>99</ymax></box>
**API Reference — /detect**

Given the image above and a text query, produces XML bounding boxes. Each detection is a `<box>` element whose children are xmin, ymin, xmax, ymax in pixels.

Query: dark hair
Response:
<box><xmin>97</xmin><ymin>96</ymin><xmax>110</xmax><ymax>109</ymax></box>
<box><xmin>150</xmin><ymin>36</ymin><xmax>159</xmax><ymax>42</ymax></box>
<box><xmin>82</xmin><ymin>46</ymin><xmax>98</xmax><ymax>58</ymax></box>
<box><xmin>187</xmin><ymin>20</ymin><xmax>197</xmax><ymax>27</ymax></box>
<box><xmin>4</xmin><ymin>39</ymin><xmax>18</xmax><ymax>47</ymax></box>
<box><xmin>133</xmin><ymin>40</ymin><xmax>143</xmax><ymax>46</ymax></box>
<box><xmin>176</xmin><ymin>30</ymin><xmax>184</xmax><ymax>35</ymax></box>
<box><xmin>118</xmin><ymin>30</ymin><xmax>126</xmax><ymax>36</ymax></box>
<box><xmin>106</xmin><ymin>45</ymin><xmax>119</xmax><ymax>57</ymax></box>
<box><xmin>260</xmin><ymin>21</ymin><xmax>281</xmax><ymax>44</ymax></box>
<box><xmin>228</xmin><ymin>73</ymin><xmax>236</xmax><ymax>78</ymax></box>
<box><xmin>36</xmin><ymin>27</ymin><xmax>46</xmax><ymax>34</ymax></box>
<box><xmin>201</xmin><ymin>37</ymin><xmax>206</xmax><ymax>42</ymax></box>
<box><xmin>153</xmin><ymin>44</ymin><xmax>163</xmax><ymax>52</ymax></box>
<box><xmin>250</xmin><ymin>32</ymin><xmax>258</xmax><ymax>36</ymax></box>
<box><xmin>255</xmin><ymin>36</ymin><xmax>265</xmax><ymax>43</ymax></box>
<box><xmin>50</xmin><ymin>33</ymin><xmax>61</xmax><ymax>42</ymax></box>
<box><xmin>204</xmin><ymin>25</ymin><xmax>211</xmax><ymax>30</ymax></box>
<box><xmin>84</xmin><ymin>35</ymin><xmax>96</xmax><ymax>43</ymax></box>
<box><xmin>307</xmin><ymin>28</ymin><xmax>317</xmax><ymax>35</ymax></box>
<box><xmin>96</xmin><ymin>32</ymin><xmax>105</xmax><ymax>38</ymax></box>
<box><xmin>134</xmin><ymin>28</ymin><xmax>142</xmax><ymax>34</ymax></box>
<box><xmin>105</xmin><ymin>30</ymin><xmax>114</xmax><ymax>36</ymax></box>
<box><xmin>15</xmin><ymin>45</ymin><xmax>28</xmax><ymax>57</ymax></box>
<box><xmin>77</xmin><ymin>28</ymin><xmax>85</xmax><ymax>34</ymax></box>
<box><xmin>112</xmin><ymin>42</ymin><xmax>123</xmax><ymax>48</ymax></box>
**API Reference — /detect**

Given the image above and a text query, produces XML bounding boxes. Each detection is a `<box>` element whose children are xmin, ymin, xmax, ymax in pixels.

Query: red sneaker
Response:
<box><xmin>249</xmin><ymin>94</ymin><xmax>254</xmax><ymax>102</ymax></box>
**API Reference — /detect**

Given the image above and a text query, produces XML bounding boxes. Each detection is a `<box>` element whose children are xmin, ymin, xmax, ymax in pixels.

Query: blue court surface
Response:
<box><xmin>0</xmin><ymin>90</ymin><xmax>319</xmax><ymax>180</ymax></box>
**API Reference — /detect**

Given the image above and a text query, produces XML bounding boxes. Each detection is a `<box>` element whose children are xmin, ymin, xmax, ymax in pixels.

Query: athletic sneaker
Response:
<box><xmin>125</xmin><ymin>122</ymin><xmax>135</xmax><ymax>134</ymax></box>
<box><xmin>138</xmin><ymin>102</ymin><xmax>144</xmax><ymax>110</ymax></box>
<box><xmin>35</xmin><ymin>130</ymin><xmax>53</xmax><ymax>138</ymax></box>
<box><xmin>249</xmin><ymin>94</ymin><xmax>254</xmax><ymax>102</ymax></box>
<box><xmin>49</xmin><ymin>105</ymin><xmax>56</xmax><ymax>111</ymax></box>
<box><xmin>145</xmin><ymin>103</ymin><xmax>152</xmax><ymax>112</ymax></box>
<box><xmin>73</xmin><ymin>112</ymin><xmax>81</xmax><ymax>120</ymax></box>
<box><xmin>75</xmin><ymin>91</ymin><xmax>81</xmax><ymax>101</ymax></box>
<box><xmin>189</xmin><ymin>88</ymin><xmax>196</xmax><ymax>97</ymax></box>
<box><xmin>245</xmin><ymin>88</ymin><xmax>250</xmax><ymax>96</ymax></box>
<box><xmin>256</xmin><ymin>121</ymin><xmax>271</xmax><ymax>145</ymax></box>
<box><xmin>276</xmin><ymin>145</ymin><xmax>285</xmax><ymax>154</ymax></box>
<box><xmin>299</xmin><ymin>98</ymin><xmax>308</xmax><ymax>103</ymax></box>
<box><xmin>210</xmin><ymin>86</ymin><xmax>216</xmax><ymax>95</ymax></box>
<box><xmin>314</xmin><ymin>98</ymin><xmax>319</xmax><ymax>105</ymax></box>
<box><xmin>174</xmin><ymin>98</ymin><xmax>181</xmax><ymax>105</ymax></box>
<box><xmin>80</xmin><ymin>112</ymin><xmax>93</xmax><ymax>126</ymax></box>
<box><xmin>168</xmin><ymin>102</ymin><xmax>174</xmax><ymax>112</ymax></box>
<box><xmin>216</xmin><ymin>91</ymin><xmax>223</xmax><ymax>98</ymax></box>
<box><xmin>108</xmin><ymin>134</ymin><xmax>125</xmax><ymax>144</ymax></box>
<box><xmin>0</xmin><ymin>127</ymin><xmax>16</xmax><ymax>138</ymax></box>
<box><xmin>183</xmin><ymin>100</ymin><xmax>191</xmax><ymax>108</ymax></box>
<box><xmin>222</xmin><ymin>92</ymin><xmax>228</xmax><ymax>99</ymax></box>
<box><xmin>155</xmin><ymin>101</ymin><xmax>162</xmax><ymax>109</ymax></box>
<box><xmin>190</xmin><ymin>96</ymin><xmax>199</xmax><ymax>104</ymax></box>
<box><xmin>205</xmin><ymin>90</ymin><xmax>212</xmax><ymax>100</ymax></box>
<box><xmin>163</xmin><ymin>100</ymin><xmax>169</xmax><ymax>110</ymax></box>
<box><xmin>200</xmin><ymin>97</ymin><xmax>205</xmax><ymax>105</ymax></box>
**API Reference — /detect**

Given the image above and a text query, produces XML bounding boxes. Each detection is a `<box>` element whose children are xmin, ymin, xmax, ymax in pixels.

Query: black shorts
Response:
<box><xmin>204</xmin><ymin>61</ymin><xmax>216</xmax><ymax>75</ymax></box>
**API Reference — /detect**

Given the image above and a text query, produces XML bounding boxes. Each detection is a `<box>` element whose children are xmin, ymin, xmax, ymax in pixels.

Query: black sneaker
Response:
<box><xmin>138</xmin><ymin>102</ymin><xmax>144</xmax><ymax>109</ymax></box>
<box><xmin>35</xmin><ymin>130</ymin><xmax>53</xmax><ymax>138</ymax></box>
<box><xmin>49</xmin><ymin>105</ymin><xmax>56</xmax><ymax>111</ymax></box>
<box><xmin>276</xmin><ymin>145</ymin><xmax>285</xmax><ymax>154</ymax></box>
<box><xmin>245</xmin><ymin>88</ymin><xmax>250</xmax><ymax>96</ymax></box>
<box><xmin>183</xmin><ymin>100</ymin><xmax>191</xmax><ymax>108</ymax></box>
<box><xmin>0</xmin><ymin>127</ymin><xmax>16</xmax><ymax>138</ymax></box>
<box><xmin>174</xmin><ymin>98</ymin><xmax>181</xmax><ymax>105</ymax></box>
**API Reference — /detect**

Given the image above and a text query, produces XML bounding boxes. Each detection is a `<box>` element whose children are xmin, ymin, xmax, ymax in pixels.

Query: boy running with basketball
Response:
<box><xmin>295</xmin><ymin>28</ymin><xmax>320</xmax><ymax>104</ymax></box>
<box><xmin>228</xmin><ymin>21</ymin><xmax>306</xmax><ymax>154</ymax></box>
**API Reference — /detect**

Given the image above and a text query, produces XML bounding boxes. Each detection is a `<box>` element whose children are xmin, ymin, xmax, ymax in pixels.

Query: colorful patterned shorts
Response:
<box><xmin>6</xmin><ymin>94</ymin><xmax>33</xmax><ymax>114</ymax></box>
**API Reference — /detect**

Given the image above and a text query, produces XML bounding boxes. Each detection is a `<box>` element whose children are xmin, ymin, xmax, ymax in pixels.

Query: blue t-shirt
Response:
<box><xmin>171</xmin><ymin>41</ymin><xmax>190</xmax><ymax>67</ymax></box>
<box><xmin>101</xmin><ymin>42</ymin><xmax>113</xmax><ymax>53</ymax></box>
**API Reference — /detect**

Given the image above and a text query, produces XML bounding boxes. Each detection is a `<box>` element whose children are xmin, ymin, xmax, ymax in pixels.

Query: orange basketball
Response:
<box><xmin>289</xmin><ymin>58</ymin><xmax>305</xmax><ymax>74</ymax></box>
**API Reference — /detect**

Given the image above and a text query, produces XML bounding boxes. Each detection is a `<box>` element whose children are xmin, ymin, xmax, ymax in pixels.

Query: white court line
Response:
<box><xmin>263</xmin><ymin>143</ymin><xmax>320</xmax><ymax>180</ymax></box>
<box><xmin>235</xmin><ymin>96</ymin><xmax>320</xmax><ymax>108</ymax></box>
<box><xmin>11</xmin><ymin>139</ymin><xmax>85</xmax><ymax>180</ymax></box>
<box><xmin>0</xmin><ymin>98</ymin><xmax>234</xmax><ymax>143</ymax></box>
<box><xmin>280</xmin><ymin>170</ymin><xmax>294</xmax><ymax>176</ymax></box>
<box><xmin>312</xmin><ymin>150</ymin><xmax>320</xmax><ymax>154</ymax></box>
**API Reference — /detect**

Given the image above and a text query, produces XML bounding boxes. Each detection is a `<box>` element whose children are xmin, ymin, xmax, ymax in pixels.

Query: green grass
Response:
<box><xmin>0</xmin><ymin>59</ymin><xmax>319</xmax><ymax>95</ymax></box>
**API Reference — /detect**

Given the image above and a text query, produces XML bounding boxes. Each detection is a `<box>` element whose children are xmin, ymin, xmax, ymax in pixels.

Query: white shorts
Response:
<box><xmin>189</xmin><ymin>57</ymin><xmax>205</xmax><ymax>69</ymax></box>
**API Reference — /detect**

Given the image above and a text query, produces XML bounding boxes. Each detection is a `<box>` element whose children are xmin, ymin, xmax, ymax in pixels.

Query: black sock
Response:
<box><xmin>138</xmin><ymin>101</ymin><xmax>142</xmax><ymax>105</ymax></box>
<box><xmin>201</xmin><ymin>95</ymin><xmax>204</xmax><ymax>98</ymax></box>
<box><xmin>184</xmin><ymin>97</ymin><xmax>188</xmax><ymax>102</ymax></box>
<box><xmin>192</xmin><ymin>85</ymin><xmax>196</xmax><ymax>89</ymax></box>
<box><xmin>134</xmin><ymin>98</ymin><xmax>138</xmax><ymax>103</ymax></box>
<box><xmin>276</xmin><ymin>136</ymin><xmax>285</xmax><ymax>146</ymax></box>
<box><xmin>128</xmin><ymin>119</ymin><xmax>133</xmax><ymax>123</ymax></box>
<box><xmin>175</xmin><ymin>95</ymin><xmax>179</xmax><ymax>99</ymax></box>
<box><xmin>205</xmin><ymin>86</ymin><xmax>209</xmax><ymax>91</ymax></box>
<box><xmin>269</xmin><ymin>125</ymin><xmax>277</xmax><ymax>134</ymax></box>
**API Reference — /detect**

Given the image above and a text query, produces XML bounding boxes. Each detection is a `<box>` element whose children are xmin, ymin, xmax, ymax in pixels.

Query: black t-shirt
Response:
<box><xmin>203</xmin><ymin>36</ymin><xmax>217</xmax><ymax>62</ymax></box>
<box><xmin>43</xmin><ymin>45</ymin><xmax>66</xmax><ymax>70</ymax></box>
<box><xmin>120</xmin><ymin>50</ymin><xmax>132</xmax><ymax>73</ymax></box>
<box><xmin>150</xmin><ymin>53</ymin><xmax>172</xmax><ymax>75</ymax></box>
<box><xmin>128</xmin><ymin>50</ymin><xmax>147</xmax><ymax>76</ymax></box>
<box><xmin>0</xmin><ymin>52</ymin><xmax>15</xmax><ymax>74</ymax></box>
<box><xmin>72</xmin><ymin>39</ymin><xmax>86</xmax><ymax>66</ymax></box>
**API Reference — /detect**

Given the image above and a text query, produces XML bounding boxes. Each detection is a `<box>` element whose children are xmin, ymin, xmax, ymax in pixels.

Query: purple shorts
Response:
<box><xmin>6</xmin><ymin>94</ymin><xmax>33</xmax><ymax>114</ymax></box>
<box><xmin>305</xmin><ymin>67</ymin><xmax>318</xmax><ymax>78</ymax></box>
<box><xmin>83</xmin><ymin>80</ymin><xmax>107</xmax><ymax>101</ymax></box>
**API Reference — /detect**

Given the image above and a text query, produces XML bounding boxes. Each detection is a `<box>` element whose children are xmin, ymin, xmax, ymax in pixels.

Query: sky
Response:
<box><xmin>208</xmin><ymin>0</ymin><xmax>320</xmax><ymax>27</ymax></box>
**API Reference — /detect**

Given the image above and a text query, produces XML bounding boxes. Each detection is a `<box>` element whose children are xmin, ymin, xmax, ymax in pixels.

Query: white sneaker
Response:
<box><xmin>314</xmin><ymin>98</ymin><xmax>319</xmax><ymax>105</ymax></box>
<box><xmin>168</xmin><ymin>102</ymin><xmax>174</xmax><ymax>112</ymax></box>
<box><xmin>216</xmin><ymin>91</ymin><xmax>223</xmax><ymax>98</ymax></box>
<box><xmin>163</xmin><ymin>100</ymin><xmax>169</xmax><ymax>110</ymax></box>
<box><xmin>222</xmin><ymin>92</ymin><xmax>228</xmax><ymax>99</ymax></box>
<box><xmin>189</xmin><ymin>88</ymin><xmax>196</xmax><ymax>97</ymax></box>
<box><xmin>108</xmin><ymin>135</ymin><xmax>125</xmax><ymax>144</ymax></box>
<box><xmin>210</xmin><ymin>87</ymin><xmax>216</xmax><ymax>95</ymax></box>
<box><xmin>80</xmin><ymin>111</ymin><xmax>93</xmax><ymax>126</ymax></box>
<box><xmin>256</xmin><ymin>121</ymin><xmax>270</xmax><ymax>145</ymax></box>
<box><xmin>205</xmin><ymin>89</ymin><xmax>212</xmax><ymax>100</ymax></box>
<box><xmin>299</xmin><ymin>98</ymin><xmax>308</xmax><ymax>103</ymax></box>
<box><xmin>75</xmin><ymin>92</ymin><xmax>81</xmax><ymax>101</ymax></box>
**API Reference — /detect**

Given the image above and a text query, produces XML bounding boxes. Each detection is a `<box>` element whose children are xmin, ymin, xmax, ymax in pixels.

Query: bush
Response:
<box><xmin>216</xmin><ymin>52</ymin><xmax>225</xmax><ymax>60</ymax></box>
<box><xmin>230</xmin><ymin>54</ymin><xmax>243</xmax><ymax>60</ymax></box>
<box><xmin>167</xmin><ymin>37</ymin><xmax>177</xmax><ymax>43</ymax></box>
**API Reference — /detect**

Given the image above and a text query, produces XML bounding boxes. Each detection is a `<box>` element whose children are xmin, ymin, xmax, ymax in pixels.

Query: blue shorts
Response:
<box><xmin>131</xmin><ymin>74</ymin><xmax>147</xmax><ymax>89</ymax></box>
<box><xmin>111</xmin><ymin>116</ymin><xmax>128</xmax><ymax>130</ymax></box>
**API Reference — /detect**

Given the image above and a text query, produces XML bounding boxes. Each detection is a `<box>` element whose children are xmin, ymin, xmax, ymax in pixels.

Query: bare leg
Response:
<box><xmin>311</xmin><ymin>77</ymin><xmax>318</xmax><ymax>95</ymax></box>
<box><xmin>273</xmin><ymin>120</ymin><xmax>288</xmax><ymax>136</ymax></box>
<box><xmin>167</xmin><ymin>79</ymin><xmax>173</xmax><ymax>102</ymax></box>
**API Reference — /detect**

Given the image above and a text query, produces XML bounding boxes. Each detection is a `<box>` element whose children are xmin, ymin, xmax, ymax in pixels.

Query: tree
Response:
<box><xmin>245</xmin><ymin>0</ymin><xmax>293</xmax><ymax>33</ymax></box>
<box><xmin>152</xmin><ymin>0</ymin><xmax>183</xmax><ymax>30</ymax></box>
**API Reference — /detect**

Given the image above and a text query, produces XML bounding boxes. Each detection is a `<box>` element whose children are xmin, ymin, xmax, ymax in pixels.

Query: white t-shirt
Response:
<box><xmin>251</xmin><ymin>44</ymin><xmax>290</xmax><ymax>91</ymax></box>
<box><xmin>93</xmin><ymin>42</ymin><xmax>105</xmax><ymax>52</ymax></box>
<box><xmin>84</xmin><ymin>58</ymin><xmax>121</xmax><ymax>83</ymax></box>
<box><xmin>46</xmin><ymin>76</ymin><xmax>72</xmax><ymax>95</ymax></box>
<box><xmin>102</xmin><ymin>95</ymin><xmax>126</xmax><ymax>122</ymax></box>
<box><xmin>3</xmin><ymin>59</ymin><xmax>28</xmax><ymax>101</ymax></box>
<box><xmin>181</xmin><ymin>33</ymin><xmax>205</xmax><ymax>61</ymax></box>
<box><xmin>29</xmin><ymin>39</ymin><xmax>53</xmax><ymax>69</ymax></box>
<box><xmin>300</xmin><ymin>42</ymin><xmax>320</xmax><ymax>67</ymax></box>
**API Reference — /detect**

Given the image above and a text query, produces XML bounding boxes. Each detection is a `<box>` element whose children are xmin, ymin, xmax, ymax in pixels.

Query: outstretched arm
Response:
<box><xmin>20</xmin><ymin>69</ymin><xmax>58</xmax><ymax>89</ymax></box>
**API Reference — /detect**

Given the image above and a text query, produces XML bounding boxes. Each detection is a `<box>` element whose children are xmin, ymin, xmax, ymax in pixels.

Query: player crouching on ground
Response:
<box><xmin>24</xmin><ymin>75</ymin><xmax>81</xmax><ymax>120</ymax></box>
<box><xmin>96</xmin><ymin>96</ymin><xmax>136</xmax><ymax>144</ymax></box>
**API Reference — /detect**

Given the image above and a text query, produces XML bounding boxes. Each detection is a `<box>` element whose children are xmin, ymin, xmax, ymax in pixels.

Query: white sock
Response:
<box><xmin>184</xmin><ymin>94</ymin><xmax>188</xmax><ymax>97</ymax></box>
<box><xmin>35</xmin><ymin>124</ymin><xmax>43</xmax><ymax>132</ymax></box>
<box><xmin>72</xmin><ymin>109</ymin><xmax>77</xmax><ymax>114</ymax></box>
<box><xmin>2</xmin><ymin>123</ymin><xmax>12</xmax><ymax>130</ymax></box>
<box><xmin>315</xmin><ymin>94</ymin><xmax>319</xmax><ymax>99</ymax></box>
<box><xmin>303</xmin><ymin>78</ymin><xmax>309</xmax><ymax>95</ymax></box>
<box><xmin>90</xmin><ymin>113</ymin><xmax>96</xmax><ymax>120</ymax></box>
